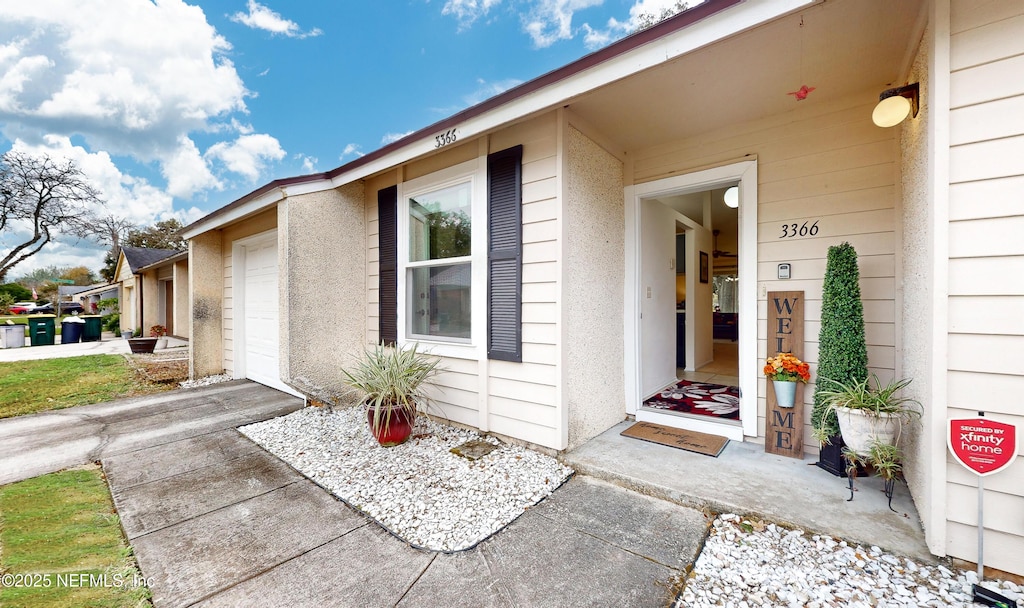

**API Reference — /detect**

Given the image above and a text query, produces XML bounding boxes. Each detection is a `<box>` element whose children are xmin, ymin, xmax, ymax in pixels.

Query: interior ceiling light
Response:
<box><xmin>872</xmin><ymin>83</ymin><xmax>919</xmax><ymax>128</ymax></box>
<box><xmin>724</xmin><ymin>186</ymin><xmax>739</xmax><ymax>208</ymax></box>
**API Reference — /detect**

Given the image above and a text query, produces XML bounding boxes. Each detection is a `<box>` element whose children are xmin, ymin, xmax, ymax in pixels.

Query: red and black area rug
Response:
<box><xmin>643</xmin><ymin>380</ymin><xmax>740</xmax><ymax>421</ymax></box>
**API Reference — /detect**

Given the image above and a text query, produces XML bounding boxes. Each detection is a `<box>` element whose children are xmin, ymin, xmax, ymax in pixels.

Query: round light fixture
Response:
<box><xmin>723</xmin><ymin>186</ymin><xmax>739</xmax><ymax>208</ymax></box>
<box><xmin>872</xmin><ymin>95</ymin><xmax>912</xmax><ymax>128</ymax></box>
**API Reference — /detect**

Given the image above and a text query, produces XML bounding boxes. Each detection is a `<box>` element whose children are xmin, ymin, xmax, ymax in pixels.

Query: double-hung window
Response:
<box><xmin>407</xmin><ymin>179</ymin><xmax>473</xmax><ymax>341</ymax></box>
<box><xmin>380</xmin><ymin>147</ymin><xmax>521</xmax><ymax>361</ymax></box>
<box><xmin>398</xmin><ymin>158</ymin><xmax>483</xmax><ymax>351</ymax></box>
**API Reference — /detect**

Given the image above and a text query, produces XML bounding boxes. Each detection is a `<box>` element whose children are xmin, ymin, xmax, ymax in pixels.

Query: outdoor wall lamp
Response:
<box><xmin>872</xmin><ymin>83</ymin><xmax>919</xmax><ymax>127</ymax></box>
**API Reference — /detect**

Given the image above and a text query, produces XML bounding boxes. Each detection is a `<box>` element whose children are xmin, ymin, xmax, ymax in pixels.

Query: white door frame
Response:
<box><xmin>231</xmin><ymin>228</ymin><xmax>299</xmax><ymax>397</ymax></box>
<box><xmin>624</xmin><ymin>160</ymin><xmax>758</xmax><ymax>440</ymax></box>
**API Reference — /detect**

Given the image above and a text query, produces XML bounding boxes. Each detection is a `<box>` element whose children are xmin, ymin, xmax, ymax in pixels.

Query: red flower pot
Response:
<box><xmin>367</xmin><ymin>405</ymin><xmax>414</xmax><ymax>447</ymax></box>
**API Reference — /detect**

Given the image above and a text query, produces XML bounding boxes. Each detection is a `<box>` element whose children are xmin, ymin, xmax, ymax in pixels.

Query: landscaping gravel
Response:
<box><xmin>239</xmin><ymin>406</ymin><xmax>574</xmax><ymax>552</ymax></box>
<box><xmin>677</xmin><ymin>514</ymin><xmax>1023</xmax><ymax>608</ymax></box>
<box><xmin>178</xmin><ymin>373</ymin><xmax>232</xmax><ymax>389</ymax></box>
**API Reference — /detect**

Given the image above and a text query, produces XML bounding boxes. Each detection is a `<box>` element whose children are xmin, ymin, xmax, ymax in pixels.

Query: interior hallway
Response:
<box><xmin>677</xmin><ymin>341</ymin><xmax>738</xmax><ymax>387</ymax></box>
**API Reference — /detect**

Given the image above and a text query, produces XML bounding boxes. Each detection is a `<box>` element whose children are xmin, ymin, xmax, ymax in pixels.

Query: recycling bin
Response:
<box><xmin>61</xmin><ymin>318</ymin><xmax>85</xmax><ymax>343</ymax></box>
<box><xmin>0</xmin><ymin>324</ymin><xmax>24</xmax><ymax>348</ymax></box>
<box><xmin>28</xmin><ymin>315</ymin><xmax>56</xmax><ymax>346</ymax></box>
<box><xmin>81</xmin><ymin>315</ymin><xmax>103</xmax><ymax>342</ymax></box>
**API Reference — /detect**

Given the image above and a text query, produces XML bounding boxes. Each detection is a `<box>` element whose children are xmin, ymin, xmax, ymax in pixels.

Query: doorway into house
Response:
<box><xmin>626</xmin><ymin>161</ymin><xmax>757</xmax><ymax>442</ymax></box>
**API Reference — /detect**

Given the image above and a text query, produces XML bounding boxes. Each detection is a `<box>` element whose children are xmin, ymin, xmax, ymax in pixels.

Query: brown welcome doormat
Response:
<box><xmin>621</xmin><ymin>422</ymin><xmax>729</xmax><ymax>457</ymax></box>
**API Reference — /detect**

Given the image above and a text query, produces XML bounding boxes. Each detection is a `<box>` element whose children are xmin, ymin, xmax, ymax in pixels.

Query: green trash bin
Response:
<box><xmin>81</xmin><ymin>315</ymin><xmax>102</xmax><ymax>342</ymax></box>
<box><xmin>28</xmin><ymin>315</ymin><xmax>56</xmax><ymax>346</ymax></box>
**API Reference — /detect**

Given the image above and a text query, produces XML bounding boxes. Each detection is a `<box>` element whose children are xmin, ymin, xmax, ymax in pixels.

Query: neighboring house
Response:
<box><xmin>182</xmin><ymin>0</ymin><xmax>1024</xmax><ymax>575</ymax></box>
<box><xmin>76</xmin><ymin>282</ymin><xmax>120</xmax><ymax>315</ymax></box>
<box><xmin>113</xmin><ymin>247</ymin><xmax>189</xmax><ymax>337</ymax></box>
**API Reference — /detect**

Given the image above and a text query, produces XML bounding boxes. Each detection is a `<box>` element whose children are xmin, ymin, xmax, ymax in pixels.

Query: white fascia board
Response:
<box><xmin>180</xmin><ymin>177</ymin><xmax>330</xmax><ymax>239</ymax></box>
<box><xmin>326</xmin><ymin>0</ymin><xmax>812</xmax><ymax>189</ymax></box>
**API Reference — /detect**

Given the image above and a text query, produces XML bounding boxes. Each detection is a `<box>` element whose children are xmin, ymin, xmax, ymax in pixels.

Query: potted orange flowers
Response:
<box><xmin>764</xmin><ymin>352</ymin><xmax>811</xmax><ymax>408</ymax></box>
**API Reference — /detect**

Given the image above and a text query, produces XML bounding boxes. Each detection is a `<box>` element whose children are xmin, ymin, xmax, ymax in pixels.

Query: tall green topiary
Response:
<box><xmin>812</xmin><ymin>242</ymin><xmax>868</xmax><ymax>441</ymax></box>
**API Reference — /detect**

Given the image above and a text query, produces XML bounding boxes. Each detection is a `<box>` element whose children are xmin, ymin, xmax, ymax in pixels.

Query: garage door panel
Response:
<box><xmin>242</xmin><ymin>237</ymin><xmax>283</xmax><ymax>390</ymax></box>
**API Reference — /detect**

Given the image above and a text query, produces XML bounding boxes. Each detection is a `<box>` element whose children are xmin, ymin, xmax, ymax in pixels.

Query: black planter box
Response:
<box><xmin>816</xmin><ymin>435</ymin><xmax>848</xmax><ymax>477</ymax></box>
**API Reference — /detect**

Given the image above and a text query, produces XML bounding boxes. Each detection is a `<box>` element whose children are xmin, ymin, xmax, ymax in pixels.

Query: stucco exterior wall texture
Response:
<box><xmin>189</xmin><ymin>231</ymin><xmax>224</xmax><ymax>379</ymax></box>
<box><xmin>565</xmin><ymin>126</ymin><xmax>626</xmax><ymax>449</ymax></box>
<box><xmin>280</xmin><ymin>183</ymin><xmax>367</xmax><ymax>404</ymax></box>
<box><xmin>140</xmin><ymin>268</ymin><xmax>160</xmax><ymax>335</ymax></box>
<box><xmin>898</xmin><ymin>22</ymin><xmax>938</xmax><ymax>557</ymax></box>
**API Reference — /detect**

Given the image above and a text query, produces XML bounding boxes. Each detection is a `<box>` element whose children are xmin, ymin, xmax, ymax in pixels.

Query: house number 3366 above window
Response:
<box><xmin>779</xmin><ymin>220</ymin><xmax>819</xmax><ymax>239</ymax></box>
<box><xmin>434</xmin><ymin>128</ymin><xmax>458</xmax><ymax>149</ymax></box>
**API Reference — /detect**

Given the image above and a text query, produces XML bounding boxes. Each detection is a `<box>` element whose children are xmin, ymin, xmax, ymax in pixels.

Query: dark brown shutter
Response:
<box><xmin>487</xmin><ymin>145</ymin><xmax>523</xmax><ymax>362</ymax></box>
<box><xmin>378</xmin><ymin>185</ymin><xmax>398</xmax><ymax>345</ymax></box>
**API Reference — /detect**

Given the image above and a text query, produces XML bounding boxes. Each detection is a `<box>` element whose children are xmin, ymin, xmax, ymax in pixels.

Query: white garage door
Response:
<box><xmin>241</xmin><ymin>234</ymin><xmax>285</xmax><ymax>391</ymax></box>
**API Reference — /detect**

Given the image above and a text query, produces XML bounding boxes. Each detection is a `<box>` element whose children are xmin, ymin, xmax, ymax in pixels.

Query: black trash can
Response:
<box><xmin>28</xmin><ymin>315</ymin><xmax>56</xmax><ymax>346</ymax></box>
<box><xmin>81</xmin><ymin>315</ymin><xmax>102</xmax><ymax>342</ymax></box>
<box><xmin>61</xmin><ymin>319</ymin><xmax>84</xmax><ymax>344</ymax></box>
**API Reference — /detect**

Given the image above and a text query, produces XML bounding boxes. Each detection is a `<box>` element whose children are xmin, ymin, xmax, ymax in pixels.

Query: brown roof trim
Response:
<box><xmin>184</xmin><ymin>0</ymin><xmax>740</xmax><ymax>234</ymax></box>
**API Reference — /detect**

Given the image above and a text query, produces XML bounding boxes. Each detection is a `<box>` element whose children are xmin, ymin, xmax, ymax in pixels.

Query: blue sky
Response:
<box><xmin>0</xmin><ymin>0</ymin><xmax>685</xmax><ymax>276</ymax></box>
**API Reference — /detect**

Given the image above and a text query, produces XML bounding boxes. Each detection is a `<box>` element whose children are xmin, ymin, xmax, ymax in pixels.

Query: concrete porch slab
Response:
<box><xmin>562</xmin><ymin>421</ymin><xmax>932</xmax><ymax>564</ymax></box>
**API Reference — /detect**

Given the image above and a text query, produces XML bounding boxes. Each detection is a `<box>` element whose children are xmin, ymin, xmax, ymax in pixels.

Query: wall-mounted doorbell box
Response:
<box><xmin>778</xmin><ymin>263</ymin><xmax>792</xmax><ymax>280</ymax></box>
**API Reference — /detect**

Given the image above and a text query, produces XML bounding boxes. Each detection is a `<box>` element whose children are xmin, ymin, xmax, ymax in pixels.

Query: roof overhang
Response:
<box><xmin>181</xmin><ymin>0</ymin><xmax>814</xmax><ymax>239</ymax></box>
<box><xmin>137</xmin><ymin>250</ymin><xmax>188</xmax><ymax>273</ymax></box>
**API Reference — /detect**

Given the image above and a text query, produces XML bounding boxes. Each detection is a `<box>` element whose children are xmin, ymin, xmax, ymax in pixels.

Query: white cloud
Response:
<box><xmin>205</xmin><ymin>133</ymin><xmax>286</xmax><ymax>181</ymax></box>
<box><xmin>11</xmin><ymin>136</ymin><xmax>176</xmax><ymax>225</ymax></box>
<box><xmin>443</xmin><ymin>0</ymin><xmax>502</xmax><ymax>29</ymax></box>
<box><xmin>0</xmin><ymin>1</ymin><xmax>286</xmax><ymax>204</ymax></box>
<box><xmin>581</xmin><ymin>0</ymin><xmax>698</xmax><ymax>49</ymax></box>
<box><xmin>294</xmin><ymin>153</ymin><xmax>318</xmax><ymax>173</ymax></box>
<box><xmin>523</xmin><ymin>0</ymin><xmax>603</xmax><ymax>48</ymax></box>
<box><xmin>381</xmin><ymin>131</ymin><xmax>414</xmax><ymax>145</ymax></box>
<box><xmin>340</xmin><ymin>143</ymin><xmax>363</xmax><ymax>160</ymax></box>
<box><xmin>230</xmin><ymin>1</ymin><xmax>322</xmax><ymax>38</ymax></box>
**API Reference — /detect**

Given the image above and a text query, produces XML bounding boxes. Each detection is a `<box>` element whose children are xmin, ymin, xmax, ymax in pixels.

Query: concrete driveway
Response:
<box><xmin>0</xmin><ymin>381</ymin><xmax>710</xmax><ymax>607</ymax></box>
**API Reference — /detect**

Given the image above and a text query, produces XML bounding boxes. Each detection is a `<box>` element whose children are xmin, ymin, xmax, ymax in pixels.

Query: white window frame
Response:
<box><xmin>397</xmin><ymin>157</ymin><xmax>487</xmax><ymax>359</ymax></box>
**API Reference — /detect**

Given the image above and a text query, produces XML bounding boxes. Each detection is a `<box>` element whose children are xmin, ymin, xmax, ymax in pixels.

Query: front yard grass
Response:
<box><xmin>0</xmin><ymin>355</ymin><xmax>174</xmax><ymax>419</ymax></box>
<box><xmin>0</xmin><ymin>465</ymin><xmax>151</xmax><ymax>607</ymax></box>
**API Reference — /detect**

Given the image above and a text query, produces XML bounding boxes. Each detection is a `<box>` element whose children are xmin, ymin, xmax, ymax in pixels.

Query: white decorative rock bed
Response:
<box><xmin>239</xmin><ymin>406</ymin><xmax>574</xmax><ymax>552</ymax></box>
<box><xmin>678</xmin><ymin>514</ymin><xmax>1023</xmax><ymax>608</ymax></box>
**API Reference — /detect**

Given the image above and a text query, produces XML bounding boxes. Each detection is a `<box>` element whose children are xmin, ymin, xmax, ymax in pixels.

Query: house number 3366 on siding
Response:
<box><xmin>434</xmin><ymin>128</ymin><xmax>458</xmax><ymax>148</ymax></box>
<box><xmin>779</xmin><ymin>220</ymin><xmax>819</xmax><ymax>239</ymax></box>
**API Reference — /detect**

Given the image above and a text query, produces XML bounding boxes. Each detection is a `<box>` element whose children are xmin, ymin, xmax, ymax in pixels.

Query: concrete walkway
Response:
<box><xmin>0</xmin><ymin>382</ymin><xmax>710</xmax><ymax>607</ymax></box>
<box><xmin>562</xmin><ymin>420</ymin><xmax>933</xmax><ymax>564</ymax></box>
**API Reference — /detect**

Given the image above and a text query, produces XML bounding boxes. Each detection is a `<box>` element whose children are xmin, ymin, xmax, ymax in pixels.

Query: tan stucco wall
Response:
<box><xmin>189</xmin><ymin>231</ymin><xmax>224</xmax><ymax>379</ymax></box>
<box><xmin>173</xmin><ymin>259</ymin><xmax>190</xmax><ymax>338</ymax></box>
<box><xmin>140</xmin><ymin>268</ymin><xmax>160</xmax><ymax>335</ymax></box>
<box><xmin>280</xmin><ymin>183</ymin><xmax>367</xmax><ymax>403</ymax></box>
<box><xmin>565</xmin><ymin>125</ymin><xmax>626</xmax><ymax>448</ymax></box>
<box><xmin>898</xmin><ymin>21</ymin><xmax>940</xmax><ymax>557</ymax></box>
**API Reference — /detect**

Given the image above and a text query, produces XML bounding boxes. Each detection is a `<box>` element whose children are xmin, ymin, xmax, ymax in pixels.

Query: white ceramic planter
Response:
<box><xmin>835</xmin><ymin>406</ymin><xmax>900</xmax><ymax>455</ymax></box>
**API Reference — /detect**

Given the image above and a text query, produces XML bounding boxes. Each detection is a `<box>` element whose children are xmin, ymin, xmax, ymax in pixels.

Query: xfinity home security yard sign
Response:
<box><xmin>948</xmin><ymin>417</ymin><xmax>1017</xmax><ymax>476</ymax></box>
<box><xmin>947</xmin><ymin>414</ymin><xmax>1019</xmax><ymax>604</ymax></box>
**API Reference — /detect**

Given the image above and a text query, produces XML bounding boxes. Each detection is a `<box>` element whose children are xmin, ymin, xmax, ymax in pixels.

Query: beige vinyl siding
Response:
<box><xmin>945</xmin><ymin>0</ymin><xmax>1024</xmax><ymax>575</ymax></box>
<box><xmin>487</xmin><ymin>112</ymin><xmax>561</xmax><ymax>448</ymax></box>
<box><xmin>362</xmin><ymin>112</ymin><xmax>562</xmax><ymax>448</ymax></box>
<box><xmin>633</xmin><ymin>96</ymin><xmax>898</xmax><ymax>448</ymax></box>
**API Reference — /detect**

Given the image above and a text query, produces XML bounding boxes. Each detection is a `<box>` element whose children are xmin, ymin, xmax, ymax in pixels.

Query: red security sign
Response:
<box><xmin>948</xmin><ymin>418</ymin><xmax>1018</xmax><ymax>476</ymax></box>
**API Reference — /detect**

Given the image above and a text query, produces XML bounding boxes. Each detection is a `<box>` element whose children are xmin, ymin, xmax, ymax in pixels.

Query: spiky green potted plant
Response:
<box><xmin>812</xmin><ymin>242</ymin><xmax>868</xmax><ymax>476</ymax></box>
<box><xmin>341</xmin><ymin>343</ymin><xmax>442</xmax><ymax>447</ymax></box>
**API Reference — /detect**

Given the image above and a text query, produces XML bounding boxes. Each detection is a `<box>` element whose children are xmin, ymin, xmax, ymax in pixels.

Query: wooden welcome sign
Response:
<box><xmin>766</xmin><ymin>291</ymin><xmax>804</xmax><ymax>459</ymax></box>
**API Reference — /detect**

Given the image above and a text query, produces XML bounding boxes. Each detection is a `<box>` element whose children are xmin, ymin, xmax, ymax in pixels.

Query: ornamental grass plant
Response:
<box><xmin>341</xmin><ymin>343</ymin><xmax>442</xmax><ymax>435</ymax></box>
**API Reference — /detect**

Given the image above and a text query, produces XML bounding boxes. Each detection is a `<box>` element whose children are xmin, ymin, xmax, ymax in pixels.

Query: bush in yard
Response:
<box><xmin>812</xmin><ymin>242</ymin><xmax>868</xmax><ymax>441</ymax></box>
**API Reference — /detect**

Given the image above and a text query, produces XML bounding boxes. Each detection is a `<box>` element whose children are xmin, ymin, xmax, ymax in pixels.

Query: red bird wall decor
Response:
<box><xmin>787</xmin><ymin>85</ymin><xmax>815</xmax><ymax>101</ymax></box>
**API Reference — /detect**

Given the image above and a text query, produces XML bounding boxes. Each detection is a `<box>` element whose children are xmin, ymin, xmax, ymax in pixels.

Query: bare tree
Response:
<box><xmin>0</xmin><ymin>151</ymin><xmax>105</xmax><ymax>282</ymax></box>
<box><xmin>634</xmin><ymin>1</ymin><xmax>691</xmax><ymax>31</ymax></box>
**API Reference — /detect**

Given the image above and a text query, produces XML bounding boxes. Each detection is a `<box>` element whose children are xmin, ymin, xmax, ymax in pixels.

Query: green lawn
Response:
<box><xmin>0</xmin><ymin>356</ymin><xmax>168</xmax><ymax>419</ymax></box>
<box><xmin>0</xmin><ymin>466</ymin><xmax>151</xmax><ymax>607</ymax></box>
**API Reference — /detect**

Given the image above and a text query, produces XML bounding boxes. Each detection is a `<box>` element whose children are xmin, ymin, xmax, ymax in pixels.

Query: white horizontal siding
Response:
<box><xmin>635</xmin><ymin>96</ymin><xmax>897</xmax><ymax>449</ymax></box>
<box><xmin>945</xmin><ymin>0</ymin><xmax>1024</xmax><ymax>575</ymax></box>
